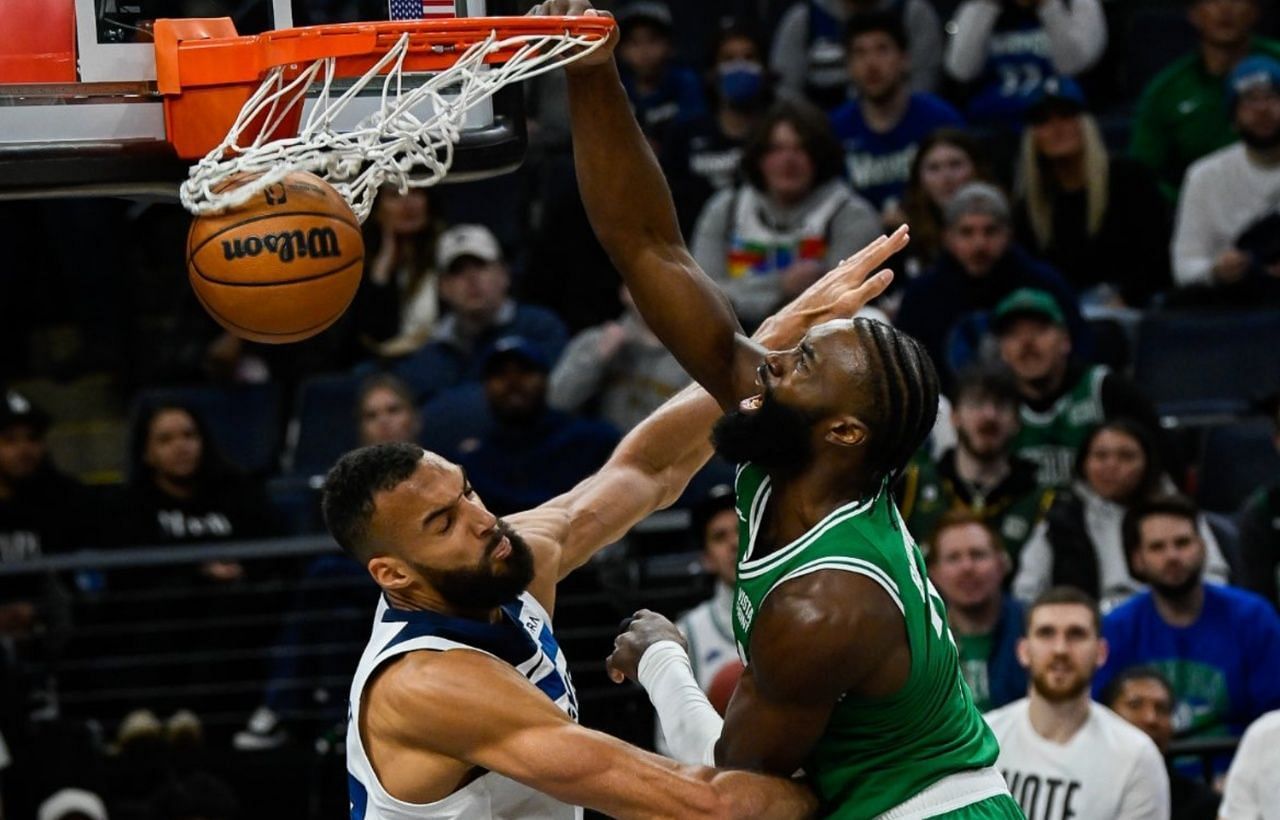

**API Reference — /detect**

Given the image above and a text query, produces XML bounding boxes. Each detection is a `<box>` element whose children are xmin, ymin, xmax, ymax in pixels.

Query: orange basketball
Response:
<box><xmin>187</xmin><ymin>171</ymin><xmax>364</xmax><ymax>344</ymax></box>
<box><xmin>707</xmin><ymin>659</ymin><xmax>745</xmax><ymax>716</ymax></box>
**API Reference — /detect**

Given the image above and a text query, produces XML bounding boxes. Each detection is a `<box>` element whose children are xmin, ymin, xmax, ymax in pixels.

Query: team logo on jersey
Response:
<box><xmin>735</xmin><ymin>588</ymin><xmax>754</xmax><ymax>630</ymax></box>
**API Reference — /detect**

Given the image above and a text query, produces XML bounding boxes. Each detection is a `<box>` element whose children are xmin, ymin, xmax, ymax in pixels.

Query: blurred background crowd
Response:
<box><xmin>2</xmin><ymin>0</ymin><xmax>1280</xmax><ymax>817</ymax></box>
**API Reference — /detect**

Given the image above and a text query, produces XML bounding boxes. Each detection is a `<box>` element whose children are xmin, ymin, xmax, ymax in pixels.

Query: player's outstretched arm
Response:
<box><xmin>368</xmin><ymin>649</ymin><xmax>817</xmax><ymax>819</ymax></box>
<box><xmin>510</xmin><ymin>257</ymin><xmax>897</xmax><ymax>583</ymax></box>
<box><xmin>608</xmin><ymin>571</ymin><xmax>907</xmax><ymax>773</ymax></box>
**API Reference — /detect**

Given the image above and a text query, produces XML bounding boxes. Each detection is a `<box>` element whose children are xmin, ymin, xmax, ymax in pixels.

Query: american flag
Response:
<box><xmin>388</xmin><ymin>0</ymin><xmax>457</xmax><ymax>19</ymax></box>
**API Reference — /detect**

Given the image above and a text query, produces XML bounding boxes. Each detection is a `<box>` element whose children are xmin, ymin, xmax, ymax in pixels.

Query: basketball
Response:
<box><xmin>707</xmin><ymin>659</ymin><xmax>745</xmax><ymax>716</ymax></box>
<box><xmin>186</xmin><ymin>171</ymin><xmax>364</xmax><ymax>344</ymax></box>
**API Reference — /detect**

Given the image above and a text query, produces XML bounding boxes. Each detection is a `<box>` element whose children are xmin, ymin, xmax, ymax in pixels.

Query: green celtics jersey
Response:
<box><xmin>731</xmin><ymin>463</ymin><xmax>999</xmax><ymax>818</ymax></box>
<box><xmin>1011</xmin><ymin>365</ymin><xmax>1108</xmax><ymax>487</ymax></box>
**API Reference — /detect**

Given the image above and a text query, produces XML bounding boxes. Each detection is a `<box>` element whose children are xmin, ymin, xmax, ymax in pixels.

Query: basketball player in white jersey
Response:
<box><xmin>985</xmin><ymin>587</ymin><xmax>1169</xmax><ymax>820</ymax></box>
<box><xmin>326</xmin><ymin>234</ymin><xmax>905</xmax><ymax>819</ymax></box>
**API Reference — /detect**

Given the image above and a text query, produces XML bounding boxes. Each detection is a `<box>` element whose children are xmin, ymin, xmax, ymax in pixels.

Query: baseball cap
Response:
<box><xmin>1025</xmin><ymin>76</ymin><xmax>1087</xmax><ymax>121</ymax></box>
<box><xmin>482</xmin><ymin>336</ymin><xmax>551</xmax><ymax>376</ymax></box>
<box><xmin>436</xmin><ymin>224</ymin><xmax>502</xmax><ymax>273</ymax></box>
<box><xmin>991</xmin><ymin>289</ymin><xmax>1066</xmax><ymax>334</ymax></box>
<box><xmin>616</xmin><ymin>1</ymin><xmax>674</xmax><ymax>33</ymax></box>
<box><xmin>1227</xmin><ymin>55</ymin><xmax>1280</xmax><ymax>110</ymax></box>
<box><xmin>690</xmin><ymin>483</ymin><xmax>736</xmax><ymax>545</ymax></box>
<box><xmin>37</xmin><ymin>788</ymin><xmax>108</xmax><ymax>820</ymax></box>
<box><xmin>0</xmin><ymin>389</ymin><xmax>51</xmax><ymax>435</ymax></box>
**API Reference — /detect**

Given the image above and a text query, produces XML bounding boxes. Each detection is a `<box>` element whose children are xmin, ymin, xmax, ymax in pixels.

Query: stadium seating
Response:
<box><xmin>133</xmin><ymin>384</ymin><xmax>282</xmax><ymax>475</ymax></box>
<box><xmin>280</xmin><ymin>373</ymin><xmax>362</xmax><ymax>478</ymax></box>
<box><xmin>1133</xmin><ymin>311</ymin><xmax>1280</xmax><ymax>420</ymax></box>
<box><xmin>1197</xmin><ymin>419</ymin><xmax>1280</xmax><ymax>514</ymax></box>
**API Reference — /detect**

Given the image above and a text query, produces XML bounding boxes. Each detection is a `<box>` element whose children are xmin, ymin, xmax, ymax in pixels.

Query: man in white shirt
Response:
<box><xmin>1219</xmin><ymin>709</ymin><xmax>1280</xmax><ymax>819</ymax></box>
<box><xmin>985</xmin><ymin>586</ymin><xmax>1170</xmax><ymax>820</ymax></box>
<box><xmin>1171</xmin><ymin>55</ymin><xmax>1280</xmax><ymax>298</ymax></box>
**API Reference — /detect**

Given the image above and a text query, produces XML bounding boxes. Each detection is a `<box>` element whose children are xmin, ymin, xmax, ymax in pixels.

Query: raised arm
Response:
<box><xmin>536</xmin><ymin>0</ymin><xmax>753</xmax><ymax>410</ymax></box>
<box><xmin>369</xmin><ymin>650</ymin><xmax>817</xmax><ymax>819</ymax></box>
<box><xmin>510</xmin><ymin>243</ymin><xmax>900</xmax><ymax>582</ymax></box>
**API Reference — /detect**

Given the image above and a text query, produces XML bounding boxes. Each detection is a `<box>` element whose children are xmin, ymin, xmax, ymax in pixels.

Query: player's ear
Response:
<box><xmin>1095</xmin><ymin>637</ymin><xmax>1109</xmax><ymax>670</ymax></box>
<box><xmin>825</xmin><ymin>415</ymin><xmax>870</xmax><ymax>448</ymax></box>
<box><xmin>368</xmin><ymin>555</ymin><xmax>413</xmax><ymax>591</ymax></box>
<box><xmin>1015</xmin><ymin>637</ymin><xmax>1031</xmax><ymax>670</ymax></box>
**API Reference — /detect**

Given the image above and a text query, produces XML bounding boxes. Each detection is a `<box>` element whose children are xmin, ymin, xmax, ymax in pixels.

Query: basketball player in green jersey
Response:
<box><xmin>540</xmin><ymin>1</ymin><xmax>1024</xmax><ymax>816</ymax></box>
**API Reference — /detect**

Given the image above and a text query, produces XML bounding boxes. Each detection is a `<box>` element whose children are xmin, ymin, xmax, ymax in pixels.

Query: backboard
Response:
<box><xmin>0</xmin><ymin>0</ymin><xmax>527</xmax><ymax>200</ymax></box>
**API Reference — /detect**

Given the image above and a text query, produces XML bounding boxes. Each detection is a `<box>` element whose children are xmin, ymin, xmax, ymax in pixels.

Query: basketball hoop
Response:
<box><xmin>154</xmin><ymin>17</ymin><xmax>614</xmax><ymax>222</ymax></box>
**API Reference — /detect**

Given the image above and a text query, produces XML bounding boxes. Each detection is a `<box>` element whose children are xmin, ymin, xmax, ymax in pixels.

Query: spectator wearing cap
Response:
<box><xmin>691</xmin><ymin>99</ymin><xmax>880</xmax><ymax>331</ymax></box>
<box><xmin>829</xmin><ymin>12</ymin><xmax>964</xmax><ymax>222</ymax></box>
<box><xmin>615</xmin><ymin>2</ymin><xmax>706</xmax><ymax>151</ymax></box>
<box><xmin>0</xmin><ymin>390</ymin><xmax>91</xmax><ymax>781</ymax></box>
<box><xmin>392</xmin><ymin>224</ymin><xmax>568</xmax><ymax>401</ymax></box>
<box><xmin>897</xmin><ymin>365</ymin><xmax>1052</xmax><ymax>565</ymax></box>
<box><xmin>1094</xmin><ymin>494</ymin><xmax>1280</xmax><ymax>773</ymax></box>
<box><xmin>660</xmin><ymin>22</ymin><xmax>773</xmax><ymax>237</ymax></box>
<box><xmin>770</xmin><ymin>0</ymin><xmax>943</xmax><ymax>111</ymax></box>
<box><xmin>1013</xmin><ymin>77</ymin><xmax>1171</xmax><ymax>307</ymax></box>
<box><xmin>1170</xmin><ymin>55</ymin><xmax>1280</xmax><ymax>304</ymax></box>
<box><xmin>548</xmin><ymin>285</ymin><xmax>690</xmax><ymax>433</ymax></box>
<box><xmin>925</xmin><ymin>512</ymin><xmax>1027</xmax><ymax>712</ymax></box>
<box><xmin>944</xmin><ymin>0</ymin><xmax>1107</xmax><ymax>128</ymax></box>
<box><xmin>895</xmin><ymin>183</ymin><xmax>1087</xmax><ymax>385</ymax></box>
<box><xmin>1239</xmin><ymin>395</ymin><xmax>1280</xmax><ymax>608</ymax></box>
<box><xmin>451</xmin><ymin>336</ymin><xmax>620</xmax><ymax>517</ymax></box>
<box><xmin>1131</xmin><ymin>0</ymin><xmax>1280</xmax><ymax>203</ymax></box>
<box><xmin>993</xmin><ymin>288</ymin><xmax>1160</xmax><ymax>487</ymax></box>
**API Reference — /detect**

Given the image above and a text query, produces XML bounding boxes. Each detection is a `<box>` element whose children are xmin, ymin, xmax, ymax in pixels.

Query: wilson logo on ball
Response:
<box><xmin>220</xmin><ymin>228</ymin><xmax>343</xmax><ymax>263</ymax></box>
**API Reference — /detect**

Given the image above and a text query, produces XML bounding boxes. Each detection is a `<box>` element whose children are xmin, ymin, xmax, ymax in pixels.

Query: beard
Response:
<box><xmin>1241</xmin><ymin>126</ymin><xmax>1280</xmax><ymax>152</ymax></box>
<box><xmin>413</xmin><ymin>520</ymin><xmax>535</xmax><ymax>612</ymax></box>
<box><xmin>1030</xmin><ymin>662</ymin><xmax>1092</xmax><ymax>703</ymax></box>
<box><xmin>956</xmin><ymin>424</ymin><xmax>1007</xmax><ymax>462</ymax></box>
<box><xmin>711</xmin><ymin>390</ymin><xmax>817</xmax><ymax>477</ymax></box>
<box><xmin>1147</xmin><ymin>558</ymin><xmax>1204</xmax><ymax>601</ymax></box>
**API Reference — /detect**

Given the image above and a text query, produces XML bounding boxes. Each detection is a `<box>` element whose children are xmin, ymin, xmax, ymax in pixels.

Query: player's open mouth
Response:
<box><xmin>740</xmin><ymin>394</ymin><xmax>764</xmax><ymax>413</ymax></box>
<box><xmin>491</xmin><ymin>537</ymin><xmax>511</xmax><ymax>560</ymax></box>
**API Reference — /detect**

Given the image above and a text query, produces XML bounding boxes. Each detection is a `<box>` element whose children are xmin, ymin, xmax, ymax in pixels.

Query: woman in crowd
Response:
<box><xmin>896</xmin><ymin>128</ymin><xmax>996</xmax><ymax>281</ymax></box>
<box><xmin>690</xmin><ymin>99</ymin><xmax>880</xmax><ymax>330</ymax></box>
<box><xmin>1013</xmin><ymin>79</ymin><xmax>1170</xmax><ymax>306</ymax></box>
<box><xmin>113</xmin><ymin>402</ymin><xmax>276</xmax><ymax>581</ymax></box>
<box><xmin>1013</xmin><ymin>419</ymin><xmax>1231</xmax><ymax>612</ymax></box>
<box><xmin>351</xmin><ymin>184</ymin><xmax>446</xmax><ymax>357</ymax></box>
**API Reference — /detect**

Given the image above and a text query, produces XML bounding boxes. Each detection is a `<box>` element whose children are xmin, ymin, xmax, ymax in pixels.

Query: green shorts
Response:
<box><xmin>930</xmin><ymin>794</ymin><xmax>1025</xmax><ymax>819</ymax></box>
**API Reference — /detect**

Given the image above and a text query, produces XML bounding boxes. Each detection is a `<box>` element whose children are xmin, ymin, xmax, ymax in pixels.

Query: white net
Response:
<box><xmin>179</xmin><ymin>24</ymin><xmax>610</xmax><ymax>223</ymax></box>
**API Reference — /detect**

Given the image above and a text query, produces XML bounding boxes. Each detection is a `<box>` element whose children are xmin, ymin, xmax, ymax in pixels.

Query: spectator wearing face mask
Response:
<box><xmin>662</xmin><ymin>22</ymin><xmax>774</xmax><ymax>236</ymax></box>
<box><xmin>829</xmin><ymin>12</ymin><xmax>964</xmax><ymax>226</ymax></box>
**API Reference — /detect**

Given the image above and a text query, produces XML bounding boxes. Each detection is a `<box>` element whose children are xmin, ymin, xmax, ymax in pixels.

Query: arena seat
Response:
<box><xmin>419</xmin><ymin>382</ymin><xmax>493</xmax><ymax>458</ymax></box>
<box><xmin>133</xmin><ymin>384</ymin><xmax>282</xmax><ymax>475</ymax></box>
<box><xmin>1197</xmin><ymin>419</ymin><xmax>1280</xmax><ymax>514</ymax></box>
<box><xmin>1133</xmin><ymin>311</ymin><xmax>1280</xmax><ymax>420</ymax></box>
<box><xmin>281</xmin><ymin>373</ymin><xmax>362</xmax><ymax>478</ymax></box>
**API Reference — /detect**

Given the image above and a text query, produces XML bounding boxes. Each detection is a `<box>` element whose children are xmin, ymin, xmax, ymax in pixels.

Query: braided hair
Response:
<box><xmin>851</xmin><ymin>318</ymin><xmax>940</xmax><ymax>484</ymax></box>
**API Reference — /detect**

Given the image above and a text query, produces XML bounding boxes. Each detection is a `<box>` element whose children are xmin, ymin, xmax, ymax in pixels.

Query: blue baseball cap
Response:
<box><xmin>1025</xmin><ymin>76</ymin><xmax>1087</xmax><ymax>121</ymax></box>
<box><xmin>482</xmin><ymin>336</ymin><xmax>551</xmax><ymax>375</ymax></box>
<box><xmin>1227</xmin><ymin>56</ymin><xmax>1280</xmax><ymax>111</ymax></box>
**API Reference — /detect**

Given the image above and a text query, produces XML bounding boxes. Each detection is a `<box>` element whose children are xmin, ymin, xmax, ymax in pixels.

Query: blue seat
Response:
<box><xmin>1197</xmin><ymin>420</ymin><xmax>1280</xmax><ymax>514</ymax></box>
<box><xmin>420</xmin><ymin>383</ymin><xmax>493</xmax><ymax>458</ymax></box>
<box><xmin>1133</xmin><ymin>311</ymin><xmax>1280</xmax><ymax>419</ymax></box>
<box><xmin>267</xmin><ymin>475</ymin><xmax>323</xmax><ymax>535</ymax></box>
<box><xmin>134</xmin><ymin>383</ymin><xmax>282</xmax><ymax>475</ymax></box>
<box><xmin>283</xmin><ymin>373</ymin><xmax>363</xmax><ymax>477</ymax></box>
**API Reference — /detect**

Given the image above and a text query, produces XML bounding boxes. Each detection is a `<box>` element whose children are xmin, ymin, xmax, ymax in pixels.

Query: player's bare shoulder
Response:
<box><xmin>753</xmin><ymin>569</ymin><xmax>910</xmax><ymax>700</ymax></box>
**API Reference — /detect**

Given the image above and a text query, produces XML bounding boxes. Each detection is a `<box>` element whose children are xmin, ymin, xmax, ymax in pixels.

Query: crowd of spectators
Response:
<box><xmin>3</xmin><ymin>0</ymin><xmax>1280</xmax><ymax>816</ymax></box>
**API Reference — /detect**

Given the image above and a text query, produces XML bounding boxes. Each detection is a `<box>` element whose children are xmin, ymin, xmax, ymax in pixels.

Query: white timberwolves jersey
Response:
<box><xmin>347</xmin><ymin>593</ymin><xmax>582</xmax><ymax>820</ymax></box>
